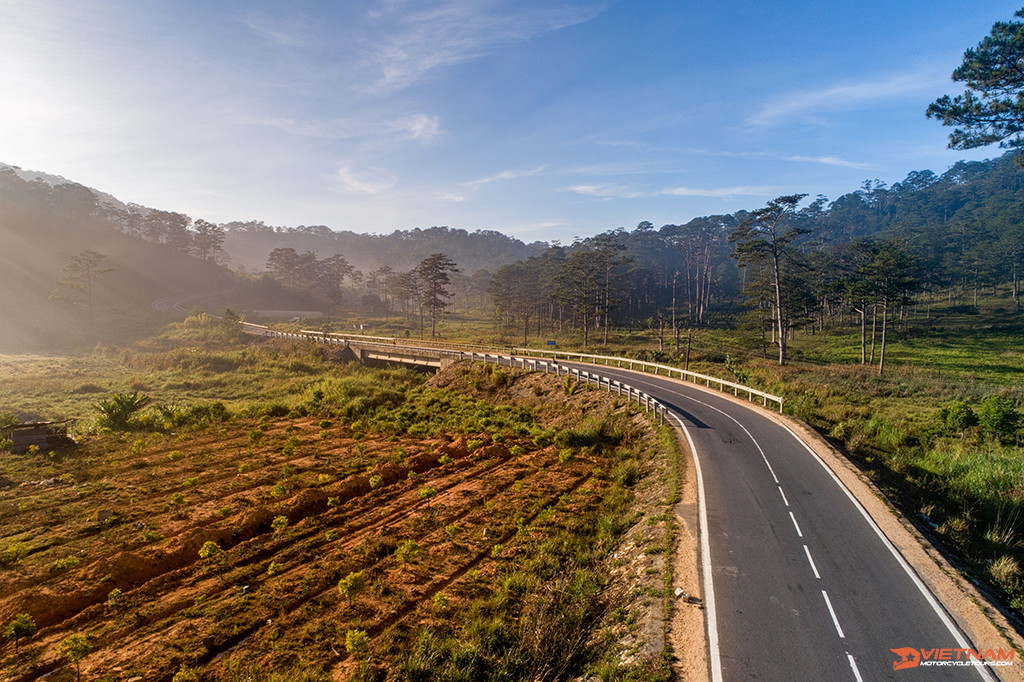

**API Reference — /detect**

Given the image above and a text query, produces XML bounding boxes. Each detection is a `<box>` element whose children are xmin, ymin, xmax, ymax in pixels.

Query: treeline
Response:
<box><xmin>222</xmin><ymin>222</ymin><xmax>546</xmax><ymax>275</ymax></box>
<box><xmin>484</xmin><ymin>152</ymin><xmax>1024</xmax><ymax>364</ymax></box>
<box><xmin>0</xmin><ymin>167</ymin><xmax>237</xmax><ymax>350</ymax></box>
<box><xmin>263</xmin><ymin>248</ymin><xmax>463</xmax><ymax>336</ymax></box>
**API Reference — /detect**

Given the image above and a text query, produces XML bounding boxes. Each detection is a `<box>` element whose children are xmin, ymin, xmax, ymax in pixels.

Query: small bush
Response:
<box><xmin>338</xmin><ymin>570</ymin><xmax>367</xmax><ymax>603</ymax></box>
<box><xmin>53</xmin><ymin>556</ymin><xmax>81</xmax><ymax>570</ymax></box>
<box><xmin>937</xmin><ymin>401</ymin><xmax>979</xmax><ymax>432</ymax></box>
<box><xmin>198</xmin><ymin>541</ymin><xmax>224</xmax><ymax>564</ymax></box>
<box><xmin>978</xmin><ymin>396</ymin><xmax>1020</xmax><ymax>442</ymax></box>
<box><xmin>4</xmin><ymin>613</ymin><xmax>36</xmax><ymax>651</ymax></box>
<box><xmin>345</xmin><ymin>628</ymin><xmax>370</xmax><ymax>659</ymax></box>
<box><xmin>94</xmin><ymin>391</ymin><xmax>152</xmax><ymax>430</ymax></box>
<box><xmin>2</xmin><ymin>541</ymin><xmax>30</xmax><ymax>565</ymax></box>
<box><xmin>395</xmin><ymin>539</ymin><xmax>421</xmax><ymax>563</ymax></box>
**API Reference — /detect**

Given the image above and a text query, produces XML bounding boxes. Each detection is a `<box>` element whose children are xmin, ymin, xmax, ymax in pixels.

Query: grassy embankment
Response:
<box><xmin>0</xmin><ymin>315</ymin><xmax>679</xmax><ymax>681</ymax></box>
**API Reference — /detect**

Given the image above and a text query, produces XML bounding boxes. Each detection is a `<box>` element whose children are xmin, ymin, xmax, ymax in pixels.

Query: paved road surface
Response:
<box><xmin>564</xmin><ymin>362</ymin><xmax>991</xmax><ymax>681</ymax></box>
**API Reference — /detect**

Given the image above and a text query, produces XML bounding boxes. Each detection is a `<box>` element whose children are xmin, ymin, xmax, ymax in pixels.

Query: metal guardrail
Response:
<box><xmin>239</xmin><ymin>324</ymin><xmax>783</xmax><ymax>413</ymax></box>
<box><xmin>511</xmin><ymin>347</ymin><xmax>784</xmax><ymax>411</ymax></box>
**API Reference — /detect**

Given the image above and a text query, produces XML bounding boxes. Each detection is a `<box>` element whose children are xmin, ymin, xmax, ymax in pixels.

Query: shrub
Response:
<box><xmin>345</xmin><ymin>628</ymin><xmax>371</xmax><ymax>659</ymax></box>
<box><xmin>198</xmin><ymin>541</ymin><xmax>224</xmax><ymax>565</ymax></box>
<box><xmin>53</xmin><ymin>556</ymin><xmax>81</xmax><ymax>570</ymax></box>
<box><xmin>94</xmin><ymin>391</ymin><xmax>152</xmax><ymax>430</ymax></box>
<box><xmin>4</xmin><ymin>613</ymin><xmax>36</xmax><ymax>651</ymax></box>
<box><xmin>2</xmin><ymin>541</ymin><xmax>29</xmax><ymax>565</ymax></box>
<box><xmin>937</xmin><ymin>401</ymin><xmax>979</xmax><ymax>432</ymax></box>
<box><xmin>172</xmin><ymin>666</ymin><xmax>201</xmax><ymax>682</ymax></box>
<box><xmin>395</xmin><ymin>539</ymin><xmax>421</xmax><ymax>563</ymax></box>
<box><xmin>369</xmin><ymin>475</ymin><xmax>384</xmax><ymax>489</ymax></box>
<box><xmin>978</xmin><ymin>396</ymin><xmax>1020</xmax><ymax>442</ymax></box>
<box><xmin>554</xmin><ymin>429</ymin><xmax>600</xmax><ymax>449</ymax></box>
<box><xmin>271</xmin><ymin>515</ymin><xmax>288</xmax><ymax>532</ymax></box>
<box><xmin>338</xmin><ymin>570</ymin><xmax>367</xmax><ymax>603</ymax></box>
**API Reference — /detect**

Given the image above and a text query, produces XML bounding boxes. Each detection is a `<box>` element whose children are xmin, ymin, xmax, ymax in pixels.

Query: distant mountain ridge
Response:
<box><xmin>0</xmin><ymin>162</ymin><xmax>549</xmax><ymax>276</ymax></box>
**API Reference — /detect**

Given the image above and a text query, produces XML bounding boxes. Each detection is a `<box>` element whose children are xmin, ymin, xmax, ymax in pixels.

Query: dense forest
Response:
<box><xmin>2</xmin><ymin>151</ymin><xmax>1024</xmax><ymax>356</ymax></box>
<box><xmin>483</xmin><ymin>152</ymin><xmax>1024</xmax><ymax>364</ymax></box>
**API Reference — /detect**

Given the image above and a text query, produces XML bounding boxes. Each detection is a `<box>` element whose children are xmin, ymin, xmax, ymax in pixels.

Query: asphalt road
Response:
<box><xmin>563</xmin><ymin>362</ymin><xmax>992</xmax><ymax>681</ymax></box>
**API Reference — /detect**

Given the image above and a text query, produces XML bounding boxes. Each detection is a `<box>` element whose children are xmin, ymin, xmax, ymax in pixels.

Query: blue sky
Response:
<box><xmin>1</xmin><ymin>1</ymin><xmax>1019</xmax><ymax>243</ymax></box>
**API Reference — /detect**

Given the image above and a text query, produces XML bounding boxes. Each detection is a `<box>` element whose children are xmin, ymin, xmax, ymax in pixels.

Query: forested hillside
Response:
<box><xmin>220</xmin><ymin>222</ymin><xmax>547</xmax><ymax>275</ymax></box>
<box><xmin>3</xmin><ymin>151</ymin><xmax>1023</xmax><ymax>353</ymax></box>
<box><xmin>487</xmin><ymin>151</ymin><xmax>1024</xmax><ymax>359</ymax></box>
<box><xmin>0</xmin><ymin>168</ymin><xmax>238</xmax><ymax>350</ymax></box>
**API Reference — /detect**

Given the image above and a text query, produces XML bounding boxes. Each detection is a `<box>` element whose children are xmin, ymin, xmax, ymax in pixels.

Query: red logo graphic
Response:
<box><xmin>891</xmin><ymin>648</ymin><xmax>921</xmax><ymax>670</ymax></box>
<box><xmin>890</xmin><ymin>647</ymin><xmax>1015</xmax><ymax>670</ymax></box>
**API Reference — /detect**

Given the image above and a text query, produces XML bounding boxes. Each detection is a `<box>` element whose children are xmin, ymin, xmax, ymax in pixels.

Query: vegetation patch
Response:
<box><xmin>0</xmin><ymin>336</ymin><xmax>677</xmax><ymax>681</ymax></box>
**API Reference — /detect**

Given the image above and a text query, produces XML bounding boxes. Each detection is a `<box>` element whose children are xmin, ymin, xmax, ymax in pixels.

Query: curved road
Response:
<box><xmin>564</xmin><ymin>362</ymin><xmax>993</xmax><ymax>681</ymax></box>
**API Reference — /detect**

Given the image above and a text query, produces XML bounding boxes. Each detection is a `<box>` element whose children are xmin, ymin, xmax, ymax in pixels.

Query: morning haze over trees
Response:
<box><xmin>5</xmin><ymin>148</ymin><xmax>1024</xmax><ymax>362</ymax></box>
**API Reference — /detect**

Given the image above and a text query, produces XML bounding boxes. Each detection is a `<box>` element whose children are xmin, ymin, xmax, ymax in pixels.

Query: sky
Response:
<box><xmin>1</xmin><ymin>1</ymin><xmax>1020</xmax><ymax>244</ymax></box>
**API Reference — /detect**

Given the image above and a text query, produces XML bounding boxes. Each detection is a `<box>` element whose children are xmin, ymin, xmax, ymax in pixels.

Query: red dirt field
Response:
<box><xmin>0</xmin><ymin>365</ymin><xmax>677</xmax><ymax>681</ymax></box>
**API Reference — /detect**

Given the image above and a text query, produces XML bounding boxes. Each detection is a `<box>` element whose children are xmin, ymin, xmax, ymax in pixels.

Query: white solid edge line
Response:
<box><xmin>670</xmin><ymin>412</ymin><xmax>724</xmax><ymax>682</ymax></box>
<box><xmin>775</xmin><ymin>421</ymin><xmax>997</xmax><ymax>682</ymax></box>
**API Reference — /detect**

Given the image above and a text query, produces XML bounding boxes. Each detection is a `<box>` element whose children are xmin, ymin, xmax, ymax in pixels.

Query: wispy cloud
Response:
<box><xmin>784</xmin><ymin>155</ymin><xmax>876</xmax><ymax>170</ymax></box>
<box><xmin>239</xmin><ymin>11</ymin><xmax>313</xmax><ymax>47</ymax></box>
<box><xmin>465</xmin><ymin>165</ymin><xmax>546</xmax><ymax>189</ymax></box>
<box><xmin>358</xmin><ymin>1</ymin><xmax>604</xmax><ymax>93</ymax></box>
<box><xmin>390</xmin><ymin>114</ymin><xmax>442</xmax><ymax>141</ymax></box>
<box><xmin>336</xmin><ymin>165</ymin><xmax>397</xmax><ymax>194</ymax></box>
<box><xmin>748</xmin><ymin>68</ymin><xmax>946</xmax><ymax>127</ymax></box>
<box><xmin>565</xmin><ymin>184</ymin><xmax>774</xmax><ymax>199</ymax></box>
<box><xmin>661</xmin><ymin>185</ymin><xmax>776</xmax><ymax>197</ymax></box>
<box><xmin>686</xmin><ymin>148</ymin><xmax>876</xmax><ymax>171</ymax></box>
<box><xmin>253</xmin><ymin>113</ymin><xmax>442</xmax><ymax>142</ymax></box>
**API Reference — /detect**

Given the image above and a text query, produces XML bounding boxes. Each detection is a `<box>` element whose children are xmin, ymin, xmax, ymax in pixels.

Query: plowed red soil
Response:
<box><xmin>0</xmin><ymin>416</ymin><xmax>623</xmax><ymax>680</ymax></box>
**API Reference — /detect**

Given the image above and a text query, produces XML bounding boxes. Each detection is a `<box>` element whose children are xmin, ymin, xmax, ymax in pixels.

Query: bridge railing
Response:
<box><xmin>455</xmin><ymin>351</ymin><xmax>670</xmax><ymax>426</ymax></box>
<box><xmin>239</xmin><ymin>324</ymin><xmax>782</xmax><ymax>413</ymax></box>
<box><xmin>511</xmin><ymin>347</ymin><xmax>784</xmax><ymax>412</ymax></box>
